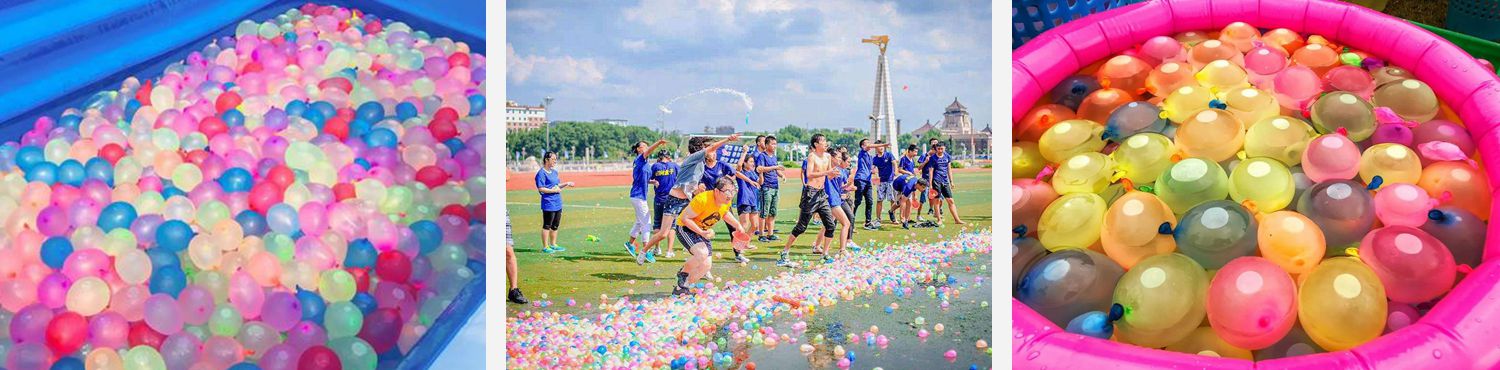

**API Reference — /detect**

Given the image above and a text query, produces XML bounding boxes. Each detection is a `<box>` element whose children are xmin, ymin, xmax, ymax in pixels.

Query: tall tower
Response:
<box><xmin>863</xmin><ymin>35</ymin><xmax>897</xmax><ymax>145</ymax></box>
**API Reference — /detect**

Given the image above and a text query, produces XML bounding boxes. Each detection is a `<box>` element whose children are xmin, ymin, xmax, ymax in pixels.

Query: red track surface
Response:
<box><xmin>505</xmin><ymin>167</ymin><xmax>989</xmax><ymax>190</ymax></box>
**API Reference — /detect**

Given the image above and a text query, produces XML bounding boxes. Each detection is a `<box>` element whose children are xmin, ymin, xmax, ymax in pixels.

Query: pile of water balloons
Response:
<box><xmin>506</xmin><ymin>232</ymin><xmax>993</xmax><ymax>369</ymax></box>
<box><xmin>1014</xmin><ymin>22</ymin><xmax>1488</xmax><ymax>359</ymax></box>
<box><xmin>0</xmin><ymin>4</ymin><xmax>486</xmax><ymax>369</ymax></box>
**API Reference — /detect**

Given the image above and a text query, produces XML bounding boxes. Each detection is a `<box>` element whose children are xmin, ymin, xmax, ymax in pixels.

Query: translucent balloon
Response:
<box><xmin>66</xmin><ymin>276</ymin><xmax>111</xmax><ymax>316</ymax></box>
<box><xmin>1298</xmin><ymin>257</ymin><xmax>1387</xmax><ymax>351</ymax></box>
<box><xmin>1016</xmin><ymin>248</ymin><xmax>1125</xmax><ymax>326</ymax></box>
<box><xmin>1291</xmin><ymin>43</ymin><xmax>1339</xmax><ymax>75</ymax></box>
<box><xmin>1065</xmin><ymin>311</ymin><xmax>1115</xmax><ymax>339</ymax></box>
<box><xmin>1174</xmin><ymin>31</ymin><xmax>1211</xmax><ymax>47</ymax></box>
<box><xmin>1077</xmin><ymin>88</ymin><xmax>1132</xmax><ymax>124</ymax></box>
<box><xmin>1257</xmin><ymin>211</ymin><xmax>1326</xmax><ymax>275</ymax></box>
<box><xmin>1272</xmin><ymin>65</ymin><xmax>1322</xmax><ymax>112</ymax></box>
<box><xmin>1243</xmin><ymin>46</ymin><xmax>1289</xmax><ymax>76</ymax></box>
<box><xmin>1187</xmin><ymin>39</ymin><xmax>1244</xmax><ymax>68</ymax></box>
<box><xmin>1145</xmin><ymin>62</ymin><xmax>1196</xmax><ymax>98</ymax></box>
<box><xmin>1222</xmin><ymin>87</ymin><xmax>1279</xmax><ymax>126</ymax></box>
<box><xmin>1195</xmin><ymin>60</ymin><xmax>1249</xmax><ymax>90</ymax></box>
<box><xmin>1176</xmin><ymin>109</ymin><xmax>1245</xmax><ymax>162</ymax></box>
<box><xmin>1230</xmin><ymin>158</ymin><xmax>1296</xmax><ymax>212</ymax></box>
<box><xmin>1207</xmin><ymin>257</ymin><xmax>1297</xmax><ymax>350</ymax></box>
<box><xmin>1138</xmin><ymin>36</ymin><xmax>1185</xmax><ymax>65</ymax></box>
<box><xmin>1095</xmin><ymin>55</ymin><xmax>1151</xmax><ymax>96</ymax></box>
<box><xmin>1013</xmin><ymin>238</ymin><xmax>1050</xmax><ymax>291</ymax></box>
<box><xmin>1359</xmin><ymin>226</ymin><xmax>1456</xmax><ymax>303</ymax></box>
<box><xmin>1049</xmin><ymin>75</ymin><xmax>1102</xmax><ymax>110</ymax></box>
<box><xmin>1013</xmin><ymin>142</ymin><xmax>1046</xmax><ymax>179</ymax></box>
<box><xmin>144</xmin><ymin>294</ymin><xmax>184</xmax><ymax>335</ymax></box>
<box><xmin>1310</xmin><ymin>92</ymin><xmax>1377</xmax><ymax>142</ymax></box>
<box><xmin>1301</xmin><ymin>134</ymin><xmax>1361</xmax><ymax>182</ymax></box>
<box><xmin>1165</xmin><ymin>326</ymin><xmax>1253</xmax><ymax>360</ymax></box>
<box><xmin>1113</xmin><ymin>253</ymin><xmax>1206</xmax><ymax>347</ymax></box>
<box><xmin>1052</xmin><ymin>153</ymin><xmax>1115</xmax><ymax>195</ymax></box>
<box><xmin>1162</xmin><ymin>86</ymin><xmax>1215</xmax><ymax>124</ymax></box>
<box><xmin>1155</xmin><ymin>158</ymin><xmax>1230</xmax><ymax>214</ymax></box>
<box><xmin>1019</xmin><ymin>104</ymin><xmax>1076</xmax><ymax>142</ymax></box>
<box><xmin>1037</xmin><ymin>120</ymin><xmax>1105</xmax><ymax>164</ymax></box>
<box><xmin>1262</xmin><ymin>28</ymin><xmax>1307</xmax><ymax>54</ymax></box>
<box><xmin>1218</xmin><ymin>22</ymin><xmax>1261</xmax><ymax>51</ymax></box>
<box><xmin>1103</xmin><ymin>102</ymin><xmax>1167</xmax><ymax>141</ymax></box>
<box><xmin>1174</xmin><ymin>200</ymin><xmax>1258</xmax><ymax>269</ymax></box>
<box><xmin>1386</xmin><ymin>302</ymin><xmax>1422</xmax><ymax>334</ymax></box>
<box><xmin>1422</xmin><ymin>206</ymin><xmax>1486</xmax><ymax>267</ymax></box>
<box><xmin>1297</xmin><ymin>180</ymin><xmax>1377</xmax><ymax>250</ymax></box>
<box><xmin>1245</xmin><ymin>116</ymin><xmax>1315</xmax><ymax>165</ymax></box>
<box><xmin>1324</xmin><ymin>66</ymin><xmax>1375</xmax><ymax>99</ymax></box>
<box><xmin>1412</xmin><ymin>120</ymin><xmax>1476</xmax><ymax>165</ymax></box>
<box><xmin>1037</xmin><ymin>193</ymin><xmax>1107</xmax><ymax>250</ymax></box>
<box><xmin>1012</xmin><ymin>179</ymin><xmax>1058</xmax><ymax>235</ymax></box>
<box><xmin>1370</xmin><ymin>123</ymin><xmax>1413</xmax><ymax>147</ymax></box>
<box><xmin>1360</xmin><ymin>143</ymin><xmax>1422</xmax><ymax>185</ymax></box>
<box><xmin>1111</xmin><ymin>133</ymin><xmax>1175</xmax><ymax>184</ymax></box>
<box><xmin>1418</xmin><ymin>161</ymin><xmax>1490</xmax><ymax>221</ymax></box>
<box><xmin>1372</xmin><ymin>66</ymin><xmax>1414</xmax><ymax>86</ymax></box>
<box><xmin>1372</xmin><ymin>79</ymin><xmax>1440</xmax><ymax>123</ymax></box>
<box><xmin>1100</xmin><ymin>191</ymin><xmax>1177</xmax><ymax>268</ymax></box>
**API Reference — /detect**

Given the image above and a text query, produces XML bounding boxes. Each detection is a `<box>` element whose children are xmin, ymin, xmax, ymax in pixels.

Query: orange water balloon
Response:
<box><xmin>1019</xmin><ymin>104</ymin><xmax>1076</xmax><ymax>142</ymax></box>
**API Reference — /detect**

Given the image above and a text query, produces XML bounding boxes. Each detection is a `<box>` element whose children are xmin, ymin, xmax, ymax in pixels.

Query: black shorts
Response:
<box><xmin>738</xmin><ymin>204</ymin><xmax>759</xmax><ymax>214</ymax></box>
<box><xmin>791</xmin><ymin>187</ymin><xmax>836</xmax><ymax>237</ymax></box>
<box><xmin>661</xmin><ymin>195</ymin><xmax>689</xmax><ymax>218</ymax></box>
<box><xmin>932</xmin><ymin>181</ymin><xmax>953</xmax><ymax>199</ymax></box>
<box><xmin>542</xmin><ymin>210</ymin><xmax>562</xmax><ymax>230</ymax></box>
<box><xmin>674</xmin><ymin>224</ymin><xmax>712</xmax><ymax>251</ymax></box>
<box><xmin>652</xmin><ymin>200</ymin><xmax>668</xmax><ymax>229</ymax></box>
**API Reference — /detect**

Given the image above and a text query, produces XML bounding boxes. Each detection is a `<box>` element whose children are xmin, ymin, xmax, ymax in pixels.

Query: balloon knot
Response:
<box><xmin>1158</xmin><ymin>109</ymin><xmax>1172</xmax><ymax>120</ymax></box>
<box><xmin>1012</xmin><ymin>225</ymin><xmax>1028</xmax><ymax>239</ymax></box>
<box><xmin>1036</xmin><ymin>165</ymin><xmax>1057</xmax><ymax>181</ymax></box>
<box><xmin>1241</xmin><ymin>200</ymin><xmax>1260</xmax><ymax>215</ymax></box>
<box><xmin>1108</xmin><ymin>303</ymin><xmax>1125</xmax><ymax>322</ymax></box>
<box><xmin>1336</xmin><ymin>127</ymin><xmax>1349</xmax><ymax>137</ymax></box>
<box><xmin>1345</xmin><ymin>247</ymin><xmax>1361</xmax><ymax>260</ymax></box>
<box><xmin>1367</xmin><ymin>176</ymin><xmax>1384</xmax><ymax>190</ymax></box>
<box><xmin>1118</xmin><ymin>177</ymin><xmax>1135</xmax><ymax>191</ymax></box>
<box><xmin>1137</xmin><ymin>184</ymin><xmax>1155</xmax><ymax>193</ymax></box>
<box><xmin>1428</xmin><ymin>209</ymin><xmax>1448</xmax><ymax>222</ymax></box>
<box><xmin>1158</xmin><ymin>222</ymin><xmax>1173</xmax><ymax>234</ymax></box>
<box><xmin>1459</xmin><ymin>264</ymin><xmax>1475</xmax><ymax>275</ymax></box>
<box><xmin>1208</xmin><ymin>99</ymin><xmax>1228</xmax><ymax>110</ymax></box>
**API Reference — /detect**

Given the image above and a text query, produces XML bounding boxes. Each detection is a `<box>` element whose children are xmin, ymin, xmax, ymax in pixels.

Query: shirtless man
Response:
<box><xmin>777</xmin><ymin>134</ymin><xmax>840</xmax><ymax>267</ymax></box>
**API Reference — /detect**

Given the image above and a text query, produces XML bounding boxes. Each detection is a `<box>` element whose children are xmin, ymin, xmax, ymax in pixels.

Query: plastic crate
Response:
<box><xmin>1448</xmin><ymin>0</ymin><xmax>1500</xmax><ymax>42</ymax></box>
<box><xmin>1416</xmin><ymin>21</ymin><xmax>1500</xmax><ymax>74</ymax></box>
<box><xmin>0</xmin><ymin>1</ymin><xmax>485</xmax><ymax>369</ymax></box>
<box><xmin>1013</xmin><ymin>0</ymin><xmax>1142</xmax><ymax>48</ymax></box>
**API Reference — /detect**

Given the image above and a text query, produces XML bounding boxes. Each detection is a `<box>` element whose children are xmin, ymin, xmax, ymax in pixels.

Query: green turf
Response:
<box><xmin>504</xmin><ymin>171</ymin><xmax>993</xmax><ymax>309</ymax></box>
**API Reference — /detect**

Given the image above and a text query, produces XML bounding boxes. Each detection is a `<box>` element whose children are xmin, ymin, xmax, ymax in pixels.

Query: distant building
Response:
<box><xmin>702</xmin><ymin>125</ymin><xmax>736</xmax><ymax>135</ymax></box>
<box><xmin>911</xmin><ymin>98</ymin><xmax>991</xmax><ymax>156</ymax></box>
<box><xmin>506</xmin><ymin>100</ymin><xmax>546</xmax><ymax>132</ymax></box>
<box><xmin>593</xmin><ymin>118</ymin><xmax>629</xmax><ymax>126</ymax></box>
<box><xmin>841</xmin><ymin>127</ymin><xmax>862</xmax><ymax>134</ymax></box>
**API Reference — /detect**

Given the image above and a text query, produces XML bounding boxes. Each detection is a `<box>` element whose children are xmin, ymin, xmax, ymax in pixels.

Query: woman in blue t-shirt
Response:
<box><xmin>623</xmin><ymin>139</ymin><xmax>668</xmax><ymax>258</ymax></box>
<box><xmin>535</xmin><ymin>152</ymin><xmax>573</xmax><ymax>253</ymax></box>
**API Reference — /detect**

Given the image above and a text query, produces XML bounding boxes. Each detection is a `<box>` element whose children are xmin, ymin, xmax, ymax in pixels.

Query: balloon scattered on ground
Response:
<box><xmin>0</xmin><ymin>4</ymin><xmax>485</xmax><ymax>369</ymax></box>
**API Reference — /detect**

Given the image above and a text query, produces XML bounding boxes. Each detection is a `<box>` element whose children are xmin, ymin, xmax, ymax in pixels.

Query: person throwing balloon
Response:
<box><xmin>624</xmin><ymin>139</ymin><xmax>669</xmax><ymax>258</ymax></box>
<box><xmin>672</xmin><ymin>176</ymin><xmax>751</xmax><ymax>295</ymax></box>
<box><xmin>923</xmin><ymin>142</ymin><xmax>966</xmax><ymax>226</ymax></box>
<box><xmin>637</xmin><ymin>134</ymin><xmax>742</xmax><ymax>265</ymax></box>
<box><xmin>778</xmin><ymin>134</ymin><xmax>839</xmax><ymax>268</ymax></box>
<box><xmin>535</xmin><ymin>151</ymin><xmax>573</xmax><ymax>254</ymax></box>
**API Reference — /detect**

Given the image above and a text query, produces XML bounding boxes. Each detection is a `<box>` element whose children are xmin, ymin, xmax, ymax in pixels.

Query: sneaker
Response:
<box><xmin>756</xmin><ymin>236</ymin><xmax>770</xmax><ymax>243</ymax></box>
<box><xmin>848</xmin><ymin>242</ymin><xmax>862</xmax><ymax>252</ymax></box>
<box><xmin>768</xmin><ymin>234</ymin><xmax>781</xmax><ymax>241</ymax></box>
<box><xmin>551</xmin><ymin>244</ymin><xmax>567</xmax><ymax>252</ymax></box>
<box><xmin>543</xmin><ymin>245</ymin><xmax>558</xmax><ymax>254</ymax></box>
<box><xmin>888</xmin><ymin>210</ymin><xmax>896</xmax><ymax>223</ymax></box>
<box><xmin>645</xmin><ymin>252</ymin><xmax>657</xmax><ymax>264</ymax></box>
<box><xmin>675</xmin><ymin>271</ymin><xmax>689</xmax><ymax>289</ymax></box>
<box><xmin>624</xmin><ymin>242</ymin><xmax>638</xmax><ymax>258</ymax></box>
<box><xmin>735</xmin><ymin>253</ymin><xmax>750</xmax><ymax>263</ymax></box>
<box><xmin>507</xmin><ymin>288</ymin><xmax>529</xmax><ymax>304</ymax></box>
<box><xmin>811</xmin><ymin>220</ymin><xmax>822</xmax><ymax>226</ymax></box>
<box><xmin>635</xmin><ymin>249</ymin><xmax>649</xmax><ymax>265</ymax></box>
<box><xmin>902</xmin><ymin>221</ymin><xmax>912</xmax><ymax>229</ymax></box>
<box><xmin>671</xmin><ymin>285</ymin><xmax>691</xmax><ymax>296</ymax></box>
<box><xmin>872</xmin><ymin>221</ymin><xmax>883</xmax><ymax>229</ymax></box>
<box><xmin>776</xmin><ymin>253</ymin><xmax>795</xmax><ymax>267</ymax></box>
<box><xmin>663</xmin><ymin>251</ymin><xmax>675</xmax><ymax>258</ymax></box>
<box><xmin>823</xmin><ymin>256</ymin><xmax>835</xmax><ymax>264</ymax></box>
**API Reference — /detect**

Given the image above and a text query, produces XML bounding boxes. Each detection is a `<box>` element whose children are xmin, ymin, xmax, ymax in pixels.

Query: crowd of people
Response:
<box><xmin>507</xmin><ymin>133</ymin><xmax>968</xmax><ymax>301</ymax></box>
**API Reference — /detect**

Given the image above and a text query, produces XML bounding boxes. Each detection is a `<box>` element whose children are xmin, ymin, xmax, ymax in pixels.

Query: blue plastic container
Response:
<box><xmin>0</xmin><ymin>1</ymin><xmax>484</xmax><ymax>369</ymax></box>
<box><xmin>1013</xmin><ymin>0</ymin><xmax>1142</xmax><ymax>48</ymax></box>
<box><xmin>1448</xmin><ymin>0</ymin><xmax>1500</xmax><ymax>42</ymax></box>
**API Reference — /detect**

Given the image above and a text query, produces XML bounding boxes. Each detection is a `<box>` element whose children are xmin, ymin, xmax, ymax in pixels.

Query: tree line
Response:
<box><xmin>507</xmin><ymin>121</ymin><xmax>948</xmax><ymax>161</ymax></box>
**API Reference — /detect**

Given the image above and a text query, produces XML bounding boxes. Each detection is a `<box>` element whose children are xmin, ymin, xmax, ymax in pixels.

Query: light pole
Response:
<box><xmin>543</xmin><ymin>96</ymin><xmax>554</xmax><ymax>152</ymax></box>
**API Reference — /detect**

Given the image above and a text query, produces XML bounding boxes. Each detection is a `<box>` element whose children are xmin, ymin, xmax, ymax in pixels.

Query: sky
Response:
<box><xmin>506</xmin><ymin>0</ymin><xmax>992</xmax><ymax>134</ymax></box>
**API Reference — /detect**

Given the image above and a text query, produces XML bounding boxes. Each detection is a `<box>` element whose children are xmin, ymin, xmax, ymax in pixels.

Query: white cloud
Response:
<box><xmin>624</xmin><ymin>0</ymin><xmax>742</xmax><ymax>39</ymax></box>
<box><xmin>621</xmin><ymin>39</ymin><xmax>651</xmax><ymax>52</ymax></box>
<box><xmin>507</xmin><ymin>9</ymin><xmax>554</xmax><ymax>31</ymax></box>
<box><xmin>784</xmin><ymin>80</ymin><xmax>806</xmax><ymax>94</ymax></box>
<box><xmin>506</xmin><ymin>43</ymin><xmax>608</xmax><ymax>87</ymax></box>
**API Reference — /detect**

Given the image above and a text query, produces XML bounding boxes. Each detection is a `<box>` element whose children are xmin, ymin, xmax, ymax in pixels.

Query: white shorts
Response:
<box><xmin>876</xmin><ymin>182</ymin><xmax>896</xmax><ymax>201</ymax></box>
<box><xmin>629</xmin><ymin>198</ymin><xmax>651</xmax><ymax>240</ymax></box>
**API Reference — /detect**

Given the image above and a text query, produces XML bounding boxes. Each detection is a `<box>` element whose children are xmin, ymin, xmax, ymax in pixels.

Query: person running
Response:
<box><xmin>852</xmin><ymin>139</ymin><xmax>891</xmax><ymax>230</ymax></box>
<box><xmin>638</xmin><ymin>134</ymin><xmax>742</xmax><ymax>264</ymax></box>
<box><xmin>755</xmin><ymin>136</ymin><xmax>785</xmax><ymax>242</ymax></box>
<box><xmin>624</xmin><ymin>139</ymin><xmax>669</xmax><ymax>258</ymax></box>
<box><xmin>535</xmin><ymin>152</ymin><xmax>573</xmax><ymax>253</ymax></box>
<box><xmin>646</xmin><ymin>151</ymin><xmax>680</xmax><ymax>261</ymax></box>
<box><xmin>924</xmin><ymin>142</ymin><xmax>966</xmax><ymax>226</ymax></box>
<box><xmin>506</xmin><ymin>214</ymin><xmax>527</xmax><ymax>304</ymax></box>
<box><xmin>894</xmin><ymin>175</ymin><xmax>928</xmax><ymax>228</ymax></box>
<box><xmin>778</xmin><ymin>134</ymin><xmax>839</xmax><ymax>267</ymax></box>
<box><xmin>734</xmin><ymin>158</ymin><xmax>761</xmax><ymax>263</ymax></box>
<box><xmin>871</xmin><ymin>140</ymin><xmax>898</xmax><ymax>225</ymax></box>
<box><xmin>671</xmin><ymin>176</ymin><xmax>750</xmax><ymax>295</ymax></box>
<box><xmin>919</xmin><ymin>138</ymin><xmax>940</xmax><ymax>218</ymax></box>
<box><xmin>828</xmin><ymin>149</ymin><xmax>857</xmax><ymax>258</ymax></box>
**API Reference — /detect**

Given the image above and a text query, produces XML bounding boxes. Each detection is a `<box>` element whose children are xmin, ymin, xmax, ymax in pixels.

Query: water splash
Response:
<box><xmin>657</xmin><ymin>88</ymin><xmax>754</xmax><ymax>115</ymax></box>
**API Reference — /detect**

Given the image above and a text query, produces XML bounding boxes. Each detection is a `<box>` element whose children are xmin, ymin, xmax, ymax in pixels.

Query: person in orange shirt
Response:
<box><xmin>672</xmin><ymin>176</ymin><xmax>750</xmax><ymax>295</ymax></box>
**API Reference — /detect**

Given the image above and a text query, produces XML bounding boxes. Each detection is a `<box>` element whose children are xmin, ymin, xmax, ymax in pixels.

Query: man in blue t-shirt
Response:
<box><xmin>647</xmin><ymin>152</ymin><xmax>680</xmax><ymax>260</ymax></box>
<box><xmin>535</xmin><ymin>152</ymin><xmax>574</xmax><ymax>254</ymax></box>
<box><xmin>871</xmin><ymin>141</ymin><xmax>898</xmax><ymax>224</ymax></box>
<box><xmin>851</xmin><ymin>139</ymin><xmax>891</xmax><ymax>230</ymax></box>
<box><xmin>922</xmin><ymin>142</ymin><xmax>965</xmax><ymax>226</ymax></box>
<box><xmin>624</xmin><ymin>139</ymin><xmax>669</xmax><ymax>258</ymax></box>
<box><xmin>637</xmin><ymin>134</ymin><xmax>741</xmax><ymax>265</ymax></box>
<box><xmin>892</xmin><ymin>175</ymin><xmax>927</xmax><ymax>228</ymax></box>
<box><xmin>755</xmin><ymin>136</ymin><xmax>786</xmax><ymax>242</ymax></box>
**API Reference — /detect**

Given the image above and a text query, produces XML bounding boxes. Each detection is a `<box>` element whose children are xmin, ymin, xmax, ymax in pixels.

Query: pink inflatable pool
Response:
<box><xmin>1012</xmin><ymin>0</ymin><xmax>1500</xmax><ymax>369</ymax></box>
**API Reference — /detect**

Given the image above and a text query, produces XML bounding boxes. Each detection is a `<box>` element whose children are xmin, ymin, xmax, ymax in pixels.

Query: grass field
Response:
<box><xmin>504</xmin><ymin>171</ymin><xmax>993</xmax><ymax>309</ymax></box>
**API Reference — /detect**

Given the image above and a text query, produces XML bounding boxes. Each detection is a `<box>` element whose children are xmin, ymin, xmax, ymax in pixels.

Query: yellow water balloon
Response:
<box><xmin>1113</xmin><ymin>253</ymin><xmax>1208</xmax><ymax>347</ymax></box>
<box><xmin>1309</xmin><ymin>92</ymin><xmax>1377</xmax><ymax>142</ymax></box>
<box><xmin>1166</xmin><ymin>327</ymin><xmax>1254</xmax><ymax>360</ymax></box>
<box><xmin>1372</xmin><ymin>79</ymin><xmax>1439</xmax><ymax>123</ymax></box>
<box><xmin>1038</xmin><ymin>120</ymin><xmax>1106</xmax><ymax>164</ymax></box>
<box><xmin>1052</xmin><ymin>153</ymin><xmax>1116</xmax><ymax>195</ymax></box>
<box><xmin>1177</xmin><ymin>109</ymin><xmax>1246</xmax><ymax>162</ymax></box>
<box><xmin>1163</xmin><ymin>86</ymin><xmax>1216</xmax><ymax>123</ymax></box>
<box><xmin>1230</xmin><ymin>158</ymin><xmax>1296</xmax><ymax>212</ymax></box>
<box><xmin>1196</xmin><ymin>60</ymin><xmax>1250</xmax><ymax>90</ymax></box>
<box><xmin>1038</xmin><ymin>193</ymin><xmax>1108</xmax><ymax>251</ymax></box>
<box><xmin>1156</xmin><ymin>158</ymin><xmax>1231</xmax><ymax>214</ymax></box>
<box><xmin>1222</xmin><ymin>87</ymin><xmax>1279</xmax><ymax>126</ymax></box>
<box><xmin>1359</xmin><ymin>143</ymin><xmax>1422</xmax><ymax>185</ymax></box>
<box><xmin>1244</xmin><ymin>116</ymin><xmax>1316</xmax><ymax>166</ymax></box>
<box><xmin>1111</xmin><ymin>133</ymin><xmax>1176</xmax><ymax>184</ymax></box>
<box><xmin>1014</xmin><ymin>141</ymin><xmax>1047</xmax><ymax>179</ymax></box>
<box><xmin>1298</xmin><ymin>257</ymin><xmax>1387</xmax><ymax>351</ymax></box>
